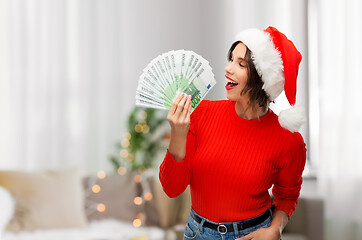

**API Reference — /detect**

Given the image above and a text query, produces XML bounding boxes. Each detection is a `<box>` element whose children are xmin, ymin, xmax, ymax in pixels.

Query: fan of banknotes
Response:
<box><xmin>135</xmin><ymin>50</ymin><xmax>216</xmax><ymax>112</ymax></box>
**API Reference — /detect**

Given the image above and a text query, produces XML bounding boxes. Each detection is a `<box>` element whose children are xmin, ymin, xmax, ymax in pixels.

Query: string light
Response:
<box><xmin>144</xmin><ymin>192</ymin><xmax>153</xmax><ymax>201</ymax></box>
<box><xmin>134</xmin><ymin>174</ymin><xmax>142</xmax><ymax>183</ymax></box>
<box><xmin>134</xmin><ymin>196</ymin><xmax>143</xmax><ymax>205</ymax></box>
<box><xmin>120</xmin><ymin>149</ymin><xmax>129</xmax><ymax>158</ymax></box>
<box><xmin>124</xmin><ymin>132</ymin><xmax>131</xmax><ymax>140</ymax></box>
<box><xmin>135</xmin><ymin>124</ymin><xmax>142</xmax><ymax>133</ymax></box>
<box><xmin>126</xmin><ymin>153</ymin><xmax>134</xmax><ymax>162</ymax></box>
<box><xmin>136</xmin><ymin>213</ymin><xmax>146</xmax><ymax>221</ymax></box>
<box><xmin>121</xmin><ymin>139</ymin><xmax>130</xmax><ymax>148</ymax></box>
<box><xmin>133</xmin><ymin>218</ymin><xmax>142</xmax><ymax>227</ymax></box>
<box><xmin>138</xmin><ymin>166</ymin><xmax>146</xmax><ymax>174</ymax></box>
<box><xmin>142</xmin><ymin>125</ymin><xmax>150</xmax><ymax>133</ymax></box>
<box><xmin>92</xmin><ymin>184</ymin><xmax>101</xmax><ymax>193</ymax></box>
<box><xmin>117</xmin><ymin>166</ymin><xmax>127</xmax><ymax>175</ymax></box>
<box><xmin>97</xmin><ymin>171</ymin><xmax>106</xmax><ymax>179</ymax></box>
<box><xmin>97</xmin><ymin>203</ymin><xmax>106</xmax><ymax>212</ymax></box>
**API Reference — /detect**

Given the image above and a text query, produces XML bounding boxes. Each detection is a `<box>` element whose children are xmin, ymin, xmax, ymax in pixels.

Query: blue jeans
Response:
<box><xmin>183</xmin><ymin>208</ymin><xmax>277</xmax><ymax>240</ymax></box>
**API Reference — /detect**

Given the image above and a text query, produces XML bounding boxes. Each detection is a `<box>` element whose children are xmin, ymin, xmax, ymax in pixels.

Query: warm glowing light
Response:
<box><xmin>126</xmin><ymin>154</ymin><xmax>134</xmax><ymax>162</ymax></box>
<box><xmin>97</xmin><ymin>203</ymin><xmax>106</xmax><ymax>212</ymax></box>
<box><xmin>121</xmin><ymin>139</ymin><xmax>130</xmax><ymax>148</ymax></box>
<box><xmin>134</xmin><ymin>197</ymin><xmax>143</xmax><ymax>205</ymax></box>
<box><xmin>97</xmin><ymin>171</ymin><xmax>106</xmax><ymax>179</ymax></box>
<box><xmin>142</xmin><ymin>125</ymin><xmax>150</xmax><ymax>133</ymax></box>
<box><xmin>120</xmin><ymin>149</ymin><xmax>129</xmax><ymax>158</ymax></box>
<box><xmin>92</xmin><ymin>184</ymin><xmax>101</xmax><ymax>193</ymax></box>
<box><xmin>118</xmin><ymin>166</ymin><xmax>127</xmax><ymax>175</ymax></box>
<box><xmin>135</xmin><ymin>124</ymin><xmax>142</xmax><ymax>133</ymax></box>
<box><xmin>124</xmin><ymin>132</ymin><xmax>131</xmax><ymax>140</ymax></box>
<box><xmin>138</xmin><ymin>166</ymin><xmax>146</xmax><ymax>174</ymax></box>
<box><xmin>144</xmin><ymin>192</ymin><xmax>153</xmax><ymax>201</ymax></box>
<box><xmin>136</xmin><ymin>213</ymin><xmax>146</xmax><ymax>221</ymax></box>
<box><xmin>134</xmin><ymin>174</ymin><xmax>142</xmax><ymax>183</ymax></box>
<box><xmin>133</xmin><ymin>218</ymin><xmax>142</xmax><ymax>227</ymax></box>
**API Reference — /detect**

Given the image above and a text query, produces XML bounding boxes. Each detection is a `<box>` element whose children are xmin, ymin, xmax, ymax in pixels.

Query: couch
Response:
<box><xmin>0</xmin><ymin>169</ymin><xmax>323</xmax><ymax>240</ymax></box>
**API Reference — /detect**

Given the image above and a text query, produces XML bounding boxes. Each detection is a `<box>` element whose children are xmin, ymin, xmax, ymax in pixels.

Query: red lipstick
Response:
<box><xmin>225</xmin><ymin>75</ymin><xmax>238</xmax><ymax>91</ymax></box>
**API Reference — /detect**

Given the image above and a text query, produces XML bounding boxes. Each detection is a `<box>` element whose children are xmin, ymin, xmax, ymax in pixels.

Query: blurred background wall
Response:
<box><xmin>0</xmin><ymin>0</ymin><xmax>309</xmax><ymax>172</ymax></box>
<box><xmin>1</xmin><ymin>0</ymin><xmax>362</xmax><ymax>239</ymax></box>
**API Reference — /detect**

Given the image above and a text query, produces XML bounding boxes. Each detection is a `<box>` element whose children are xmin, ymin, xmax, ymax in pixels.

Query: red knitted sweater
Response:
<box><xmin>159</xmin><ymin>100</ymin><xmax>306</xmax><ymax>222</ymax></box>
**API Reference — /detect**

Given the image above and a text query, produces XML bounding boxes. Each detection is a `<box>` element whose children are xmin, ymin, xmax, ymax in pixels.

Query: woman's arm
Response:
<box><xmin>237</xmin><ymin>134</ymin><xmax>306</xmax><ymax>240</ymax></box>
<box><xmin>167</xmin><ymin>93</ymin><xmax>192</xmax><ymax>161</ymax></box>
<box><xmin>159</xmin><ymin>93</ymin><xmax>193</xmax><ymax>198</ymax></box>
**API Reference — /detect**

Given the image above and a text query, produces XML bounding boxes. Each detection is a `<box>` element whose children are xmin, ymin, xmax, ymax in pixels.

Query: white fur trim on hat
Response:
<box><xmin>278</xmin><ymin>105</ymin><xmax>306</xmax><ymax>132</ymax></box>
<box><xmin>235</xmin><ymin>29</ymin><xmax>284</xmax><ymax>101</ymax></box>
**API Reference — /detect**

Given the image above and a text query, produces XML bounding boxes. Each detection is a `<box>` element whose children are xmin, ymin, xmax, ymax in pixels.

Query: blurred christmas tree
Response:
<box><xmin>109</xmin><ymin>107</ymin><xmax>169</xmax><ymax>173</ymax></box>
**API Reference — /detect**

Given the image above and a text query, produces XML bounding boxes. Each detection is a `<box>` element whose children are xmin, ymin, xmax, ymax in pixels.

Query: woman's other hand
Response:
<box><xmin>235</xmin><ymin>226</ymin><xmax>281</xmax><ymax>240</ymax></box>
<box><xmin>167</xmin><ymin>93</ymin><xmax>192</xmax><ymax>161</ymax></box>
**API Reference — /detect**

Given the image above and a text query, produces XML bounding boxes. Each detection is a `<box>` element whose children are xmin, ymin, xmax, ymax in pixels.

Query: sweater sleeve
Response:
<box><xmin>272</xmin><ymin>133</ymin><xmax>307</xmax><ymax>219</ymax></box>
<box><xmin>158</xmin><ymin>100</ymin><xmax>208</xmax><ymax>198</ymax></box>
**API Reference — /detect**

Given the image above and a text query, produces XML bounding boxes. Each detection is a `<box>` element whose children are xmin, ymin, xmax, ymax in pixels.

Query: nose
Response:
<box><xmin>225</xmin><ymin>61</ymin><xmax>233</xmax><ymax>74</ymax></box>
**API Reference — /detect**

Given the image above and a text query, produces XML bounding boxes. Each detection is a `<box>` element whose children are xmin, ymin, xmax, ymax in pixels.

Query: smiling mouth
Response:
<box><xmin>225</xmin><ymin>76</ymin><xmax>239</xmax><ymax>87</ymax></box>
<box><xmin>227</xmin><ymin>81</ymin><xmax>238</xmax><ymax>87</ymax></box>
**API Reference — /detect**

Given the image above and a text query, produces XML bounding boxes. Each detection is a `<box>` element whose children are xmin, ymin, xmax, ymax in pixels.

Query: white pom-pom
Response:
<box><xmin>278</xmin><ymin>106</ymin><xmax>306</xmax><ymax>132</ymax></box>
<box><xmin>0</xmin><ymin>187</ymin><xmax>15</xmax><ymax>234</ymax></box>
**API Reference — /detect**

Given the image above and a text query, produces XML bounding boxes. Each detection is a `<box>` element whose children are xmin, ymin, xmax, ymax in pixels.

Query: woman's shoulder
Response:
<box><xmin>267</xmin><ymin>110</ymin><xmax>306</xmax><ymax>150</ymax></box>
<box><xmin>275</xmin><ymin>125</ymin><xmax>306</xmax><ymax>154</ymax></box>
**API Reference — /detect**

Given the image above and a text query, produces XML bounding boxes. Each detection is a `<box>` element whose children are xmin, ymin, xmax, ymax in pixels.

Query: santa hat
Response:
<box><xmin>234</xmin><ymin>26</ymin><xmax>305</xmax><ymax>132</ymax></box>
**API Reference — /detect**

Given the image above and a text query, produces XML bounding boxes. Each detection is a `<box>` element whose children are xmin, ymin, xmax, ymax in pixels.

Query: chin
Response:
<box><xmin>226</xmin><ymin>92</ymin><xmax>238</xmax><ymax>101</ymax></box>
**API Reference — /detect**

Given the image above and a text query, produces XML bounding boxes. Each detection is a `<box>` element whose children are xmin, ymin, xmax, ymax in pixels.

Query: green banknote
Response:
<box><xmin>136</xmin><ymin>50</ymin><xmax>216</xmax><ymax>112</ymax></box>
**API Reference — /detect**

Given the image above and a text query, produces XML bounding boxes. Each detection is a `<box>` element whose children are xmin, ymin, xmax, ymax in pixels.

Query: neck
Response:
<box><xmin>234</xmin><ymin>100</ymin><xmax>268</xmax><ymax>120</ymax></box>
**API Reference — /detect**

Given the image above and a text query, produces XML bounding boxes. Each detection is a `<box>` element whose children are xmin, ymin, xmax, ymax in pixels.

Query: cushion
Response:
<box><xmin>0</xmin><ymin>186</ymin><xmax>15</xmax><ymax>234</ymax></box>
<box><xmin>0</xmin><ymin>168</ymin><xmax>87</xmax><ymax>232</ymax></box>
<box><xmin>151</xmin><ymin>175</ymin><xmax>191</xmax><ymax>228</ymax></box>
<box><xmin>84</xmin><ymin>172</ymin><xmax>167</xmax><ymax>227</ymax></box>
<box><xmin>84</xmin><ymin>172</ymin><xmax>141</xmax><ymax>223</ymax></box>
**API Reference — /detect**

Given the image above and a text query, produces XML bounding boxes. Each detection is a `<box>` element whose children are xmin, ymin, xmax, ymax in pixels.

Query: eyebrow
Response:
<box><xmin>237</xmin><ymin>57</ymin><xmax>247</xmax><ymax>62</ymax></box>
<box><xmin>231</xmin><ymin>52</ymin><xmax>248</xmax><ymax>63</ymax></box>
<box><xmin>236</xmin><ymin>57</ymin><xmax>248</xmax><ymax>66</ymax></box>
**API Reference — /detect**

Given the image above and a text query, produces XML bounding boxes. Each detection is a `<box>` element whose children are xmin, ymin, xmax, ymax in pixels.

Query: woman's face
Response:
<box><xmin>224</xmin><ymin>42</ymin><xmax>249</xmax><ymax>102</ymax></box>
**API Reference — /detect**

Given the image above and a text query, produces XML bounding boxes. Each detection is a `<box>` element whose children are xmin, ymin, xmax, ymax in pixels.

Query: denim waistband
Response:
<box><xmin>190</xmin><ymin>207</ymin><xmax>273</xmax><ymax>234</ymax></box>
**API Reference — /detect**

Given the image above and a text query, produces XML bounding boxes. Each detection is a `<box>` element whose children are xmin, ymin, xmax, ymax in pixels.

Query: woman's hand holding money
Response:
<box><xmin>167</xmin><ymin>92</ymin><xmax>192</xmax><ymax>162</ymax></box>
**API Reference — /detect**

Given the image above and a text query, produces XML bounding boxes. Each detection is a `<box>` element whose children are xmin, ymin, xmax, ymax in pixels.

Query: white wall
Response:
<box><xmin>0</xmin><ymin>0</ymin><xmax>309</xmax><ymax>173</ymax></box>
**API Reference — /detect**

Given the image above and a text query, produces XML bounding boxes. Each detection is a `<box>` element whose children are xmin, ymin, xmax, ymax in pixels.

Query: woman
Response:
<box><xmin>159</xmin><ymin>26</ymin><xmax>307</xmax><ymax>240</ymax></box>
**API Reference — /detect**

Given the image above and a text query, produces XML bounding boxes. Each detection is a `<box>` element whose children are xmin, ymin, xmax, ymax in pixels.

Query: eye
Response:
<box><xmin>239</xmin><ymin>63</ymin><xmax>245</xmax><ymax>67</ymax></box>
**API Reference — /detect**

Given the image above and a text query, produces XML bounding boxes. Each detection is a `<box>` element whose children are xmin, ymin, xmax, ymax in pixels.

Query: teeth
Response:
<box><xmin>226</xmin><ymin>77</ymin><xmax>237</xmax><ymax>84</ymax></box>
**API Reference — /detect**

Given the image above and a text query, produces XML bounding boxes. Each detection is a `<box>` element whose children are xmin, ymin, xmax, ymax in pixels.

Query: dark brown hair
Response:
<box><xmin>227</xmin><ymin>41</ymin><xmax>270</xmax><ymax>112</ymax></box>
